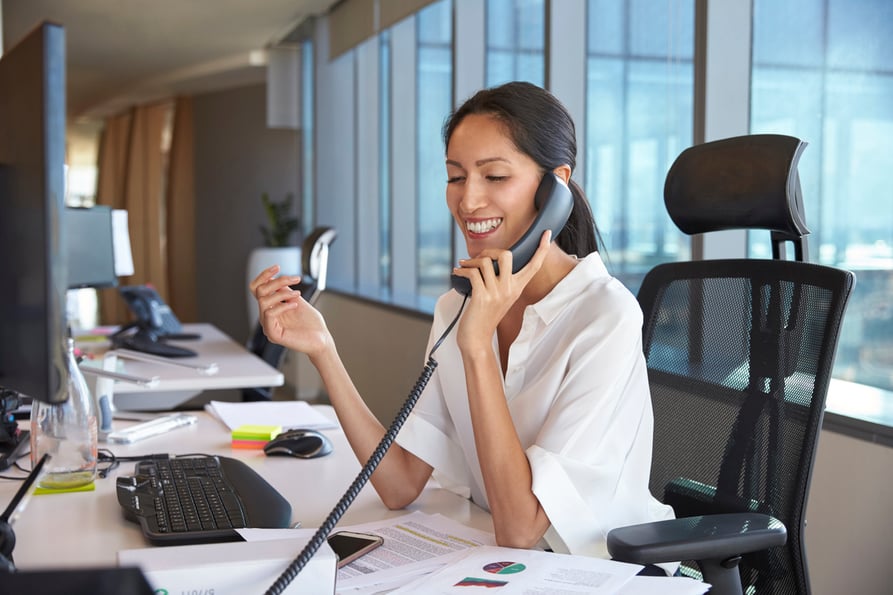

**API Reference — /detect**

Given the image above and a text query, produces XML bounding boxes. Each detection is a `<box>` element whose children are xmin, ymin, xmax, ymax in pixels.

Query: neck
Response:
<box><xmin>519</xmin><ymin>245</ymin><xmax>578</xmax><ymax>305</ymax></box>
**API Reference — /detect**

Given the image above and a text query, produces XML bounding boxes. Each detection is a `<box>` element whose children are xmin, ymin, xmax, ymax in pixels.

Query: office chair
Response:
<box><xmin>606</xmin><ymin>134</ymin><xmax>855</xmax><ymax>595</ymax></box>
<box><xmin>243</xmin><ymin>226</ymin><xmax>338</xmax><ymax>401</ymax></box>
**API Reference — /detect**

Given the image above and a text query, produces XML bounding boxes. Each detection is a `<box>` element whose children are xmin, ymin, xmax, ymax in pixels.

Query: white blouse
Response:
<box><xmin>396</xmin><ymin>251</ymin><xmax>674</xmax><ymax>558</ymax></box>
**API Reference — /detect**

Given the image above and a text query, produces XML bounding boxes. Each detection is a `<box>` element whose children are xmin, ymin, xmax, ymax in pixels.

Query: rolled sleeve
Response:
<box><xmin>397</xmin><ymin>411</ymin><xmax>472</xmax><ymax>500</ymax></box>
<box><xmin>528</xmin><ymin>445</ymin><xmax>611</xmax><ymax>557</ymax></box>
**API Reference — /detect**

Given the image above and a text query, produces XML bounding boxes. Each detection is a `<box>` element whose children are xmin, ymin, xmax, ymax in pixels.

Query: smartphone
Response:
<box><xmin>327</xmin><ymin>531</ymin><xmax>384</xmax><ymax>568</ymax></box>
<box><xmin>451</xmin><ymin>172</ymin><xmax>574</xmax><ymax>295</ymax></box>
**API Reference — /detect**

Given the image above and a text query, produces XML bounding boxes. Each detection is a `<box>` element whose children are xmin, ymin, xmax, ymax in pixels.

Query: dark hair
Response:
<box><xmin>443</xmin><ymin>81</ymin><xmax>601</xmax><ymax>257</ymax></box>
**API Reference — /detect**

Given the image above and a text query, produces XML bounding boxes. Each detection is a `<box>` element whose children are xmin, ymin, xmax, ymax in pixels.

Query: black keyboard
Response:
<box><xmin>116</xmin><ymin>455</ymin><xmax>293</xmax><ymax>545</ymax></box>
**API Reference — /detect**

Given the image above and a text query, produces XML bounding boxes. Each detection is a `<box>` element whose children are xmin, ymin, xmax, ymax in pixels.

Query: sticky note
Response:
<box><xmin>231</xmin><ymin>424</ymin><xmax>282</xmax><ymax>441</ymax></box>
<box><xmin>34</xmin><ymin>481</ymin><xmax>97</xmax><ymax>495</ymax></box>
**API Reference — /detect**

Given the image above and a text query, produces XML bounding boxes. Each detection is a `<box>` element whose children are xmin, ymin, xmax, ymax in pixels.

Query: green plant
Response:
<box><xmin>259</xmin><ymin>192</ymin><xmax>301</xmax><ymax>247</ymax></box>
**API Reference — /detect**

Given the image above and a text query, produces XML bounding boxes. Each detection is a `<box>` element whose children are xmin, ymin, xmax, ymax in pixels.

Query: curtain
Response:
<box><xmin>95</xmin><ymin>99</ymin><xmax>197</xmax><ymax>325</ymax></box>
<box><xmin>166</xmin><ymin>97</ymin><xmax>197</xmax><ymax>322</ymax></box>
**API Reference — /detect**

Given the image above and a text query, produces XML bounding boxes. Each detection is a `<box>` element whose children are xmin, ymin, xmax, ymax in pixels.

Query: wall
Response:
<box><xmin>806</xmin><ymin>431</ymin><xmax>893</xmax><ymax>595</ymax></box>
<box><xmin>192</xmin><ymin>83</ymin><xmax>300</xmax><ymax>343</ymax></box>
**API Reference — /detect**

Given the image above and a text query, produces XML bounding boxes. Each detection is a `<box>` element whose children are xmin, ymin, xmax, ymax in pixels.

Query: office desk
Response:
<box><xmin>86</xmin><ymin>323</ymin><xmax>284</xmax><ymax>411</ymax></box>
<box><xmin>2</xmin><ymin>406</ymin><xmax>493</xmax><ymax>571</ymax></box>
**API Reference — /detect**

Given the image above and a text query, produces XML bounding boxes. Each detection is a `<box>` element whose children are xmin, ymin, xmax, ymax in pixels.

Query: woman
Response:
<box><xmin>250</xmin><ymin>81</ymin><xmax>674</xmax><ymax>560</ymax></box>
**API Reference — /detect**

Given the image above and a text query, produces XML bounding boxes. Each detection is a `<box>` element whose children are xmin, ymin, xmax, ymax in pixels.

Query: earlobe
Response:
<box><xmin>552</xmin><ymin>165</ymin><xmax>572</xmax><ymax>185</ymax></box>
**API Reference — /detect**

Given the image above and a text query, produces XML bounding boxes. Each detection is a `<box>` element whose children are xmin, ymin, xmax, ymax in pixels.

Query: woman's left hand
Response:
<box><xmin>453</xmin><ymin>230</ymin><xmax>552</xmax><ymax>352</ymax></box>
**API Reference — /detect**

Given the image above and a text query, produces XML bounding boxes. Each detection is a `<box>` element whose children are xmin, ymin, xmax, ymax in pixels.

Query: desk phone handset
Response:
<box><xmin>450</xmin><ymin>172</ymin><xmax>574</xmax><ymax>296</ymax></box>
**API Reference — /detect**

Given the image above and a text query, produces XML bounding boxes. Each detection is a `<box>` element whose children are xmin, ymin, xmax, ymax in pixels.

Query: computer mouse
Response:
<box><xmin>263</xmin><ymin>429</ymin><xmax>333</xmax><ymax>459</ymax></box>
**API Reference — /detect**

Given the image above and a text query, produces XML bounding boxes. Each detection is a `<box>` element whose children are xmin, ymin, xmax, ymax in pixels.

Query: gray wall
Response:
<box><xmin>193</xmin><ymin>83</ymin><xmax>300</xmax><ymax>343</ymax></box>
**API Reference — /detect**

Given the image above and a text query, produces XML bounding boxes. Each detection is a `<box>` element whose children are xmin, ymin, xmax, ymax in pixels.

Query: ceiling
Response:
<box><xmin>2</xmin><ymin>0</ymin><xmax>338</xmax><ymax>121</ymax></box>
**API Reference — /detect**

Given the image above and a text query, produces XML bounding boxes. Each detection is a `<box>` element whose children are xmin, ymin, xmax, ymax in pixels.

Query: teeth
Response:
<box><xmin>467</xmin><ymin>218</ymin><xmax>502</xmax><ymax>234</ymax></box>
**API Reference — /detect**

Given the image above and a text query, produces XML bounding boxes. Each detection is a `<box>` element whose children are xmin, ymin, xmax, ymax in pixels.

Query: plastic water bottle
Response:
<box><xmin>30</xmin><ymin>338</ymin><xmax>98</xmax><ymax>489</ymax></box>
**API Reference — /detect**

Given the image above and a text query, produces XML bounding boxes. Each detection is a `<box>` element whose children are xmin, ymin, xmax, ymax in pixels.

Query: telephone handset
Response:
<box><xmin>450</xmin><ymin>172</ymin><xmax>574</xmax><ymax>296</ymax></box>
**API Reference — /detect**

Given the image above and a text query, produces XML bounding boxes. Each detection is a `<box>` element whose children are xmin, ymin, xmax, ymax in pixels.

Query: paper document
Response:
<box><xmin>616</xmin><ymin>575</ymin><xmax>709</xmax><ymax>595</ymax></box>
<box><xmin>205</xmin><ymin>399</ymin><xmax>338</xmax><ymax>431</ymax></box>
<box><xmin>389</xmin><ymin>544</ymin><xmax>642</xmax><ymax>594</ymax></box>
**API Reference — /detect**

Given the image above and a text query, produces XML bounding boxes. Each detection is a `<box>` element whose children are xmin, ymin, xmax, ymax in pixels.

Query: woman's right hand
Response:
<box><xmin>249</xmin><ymin>264</ymin><xmax>331</xmax><ymax>357</ymax></box>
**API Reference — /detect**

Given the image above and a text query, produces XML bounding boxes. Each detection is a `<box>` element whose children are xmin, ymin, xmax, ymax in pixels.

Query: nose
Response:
<box><xmin>458</xmin><ymin>176</ymin><xmax>487</xmax><ymax>215</ymax></box>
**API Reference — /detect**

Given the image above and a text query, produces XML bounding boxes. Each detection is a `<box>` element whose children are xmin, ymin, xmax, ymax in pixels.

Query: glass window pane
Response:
<box><xmin>380</xmin><ymin>32</ymin><xmax>392</xmax><ymax>289</ymax></box>
<box><xmin>827</xmin><ymin>0</ymin><xmax>893</xmax><ymax>71</ymax></box>
<box><xmin>752</xmin><ymin>0</ymin><xmax>824</xmax><ymax>67</ymax></box>
<box><xmin>629</xmin><ymin>0</ymin><xmax>694</xmax><ymax>59</ymax></box>
<box><xmin>752</xmin><ymin>0</ymin><xmax>893</xmax><ymax>392</ymax></box>
<box><xmin>585</xmin><ymin>0</ymin><xmax>694</xmax><ymax>292</ymax></box>
<box><xmin>417</xmin><ymin>0</ymin><xmax>454</xmax><ymax>299</ymax></box>
<box><xmin>587</xmin><ymin>0</ymin><xmax>624</xmax><ymax>55</ymax></box>
<box><xmin>301</xmin><ymin>40</ymin><xmax>314</xmax><ymax>237</ymax></box>
<box><xmin>486</xmin><ymin>0</ymin><xmax>545</xmax><ymax>87</ymax></box>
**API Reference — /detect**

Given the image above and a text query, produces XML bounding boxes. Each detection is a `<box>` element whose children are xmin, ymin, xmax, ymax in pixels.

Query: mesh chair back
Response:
<box><xmin>640</xmin><ymin>258</ymin><xmax>854</xmax><ymax>594</ymax></box>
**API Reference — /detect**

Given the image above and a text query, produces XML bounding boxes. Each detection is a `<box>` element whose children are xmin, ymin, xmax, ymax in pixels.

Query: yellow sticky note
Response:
<box><xmin>231</xmin><ymin>424</ymin><xmax>282</xmax><ymax>441</ymax></box>
<box><xmin>34</xmin><ymin>481</ymin><xmax>97</xmax><ymax>495</ymax></box>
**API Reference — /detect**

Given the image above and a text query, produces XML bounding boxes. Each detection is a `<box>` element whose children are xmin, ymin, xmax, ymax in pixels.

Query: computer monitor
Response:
<box><xmin>66</xmin><ymin>206</ymin><xmax>118</xmax><ymax>289</ymax></box>
<box><xmin>0</xmin><ymin>22</ymin><xmax>69</xmax><ymax>404</ymax></box>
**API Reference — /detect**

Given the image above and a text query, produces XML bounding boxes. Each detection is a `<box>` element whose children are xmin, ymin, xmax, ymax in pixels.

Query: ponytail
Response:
<box><xmin>555</xmin><ymin>178</ymin><xmax>601</xmax><ymax>257</ymax></box>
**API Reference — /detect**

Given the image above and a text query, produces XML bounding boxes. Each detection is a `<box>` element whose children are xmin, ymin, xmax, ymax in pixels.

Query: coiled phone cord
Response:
<box><xmin>264</xmin><ymin>295</ymin><xmax>467</xmax><ymax>595</ymax></box>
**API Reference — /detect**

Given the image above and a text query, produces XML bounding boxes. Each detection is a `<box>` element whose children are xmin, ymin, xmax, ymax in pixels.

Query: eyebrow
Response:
<box><xmin>445</xmin><ymin>157</ymin><xmax>511</xmax><ymax>168</ymax></box>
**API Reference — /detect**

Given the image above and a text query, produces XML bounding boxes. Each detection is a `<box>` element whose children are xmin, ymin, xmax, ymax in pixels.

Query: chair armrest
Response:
<box><xmin>606</xmin><ymin>512</ymin><xmax>787</xmax><ymax>565</ymax></box>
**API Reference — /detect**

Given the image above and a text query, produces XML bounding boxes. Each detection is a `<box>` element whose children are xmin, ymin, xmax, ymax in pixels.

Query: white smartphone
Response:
<box><xmin>327</xmin><ymin>531</ymin><xmax>384</xmax><ymax>568</ymax></box>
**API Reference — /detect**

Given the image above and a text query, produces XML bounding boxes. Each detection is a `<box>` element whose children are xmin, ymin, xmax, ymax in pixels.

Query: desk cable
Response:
<box><xmin>264</xmin><ymin>294</ymin><xmax>468</xmax><ymax>595</ymax></box>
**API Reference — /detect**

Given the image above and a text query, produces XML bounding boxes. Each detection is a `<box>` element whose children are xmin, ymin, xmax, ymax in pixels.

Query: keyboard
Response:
<box><xmin>116</xmin><ymin>455</ymin><xmax>293</xmax><ymax>545</ymax></box>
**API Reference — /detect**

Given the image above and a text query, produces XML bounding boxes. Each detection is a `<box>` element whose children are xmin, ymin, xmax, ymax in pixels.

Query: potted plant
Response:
<box><xmin>246</xmin><ymin>192</ymin><xmax>303</xmax><ymax>333</ymax></box>
<box><xmin>259</xmin><ymin>192</ymin><xmax>301</xmax><ymax>247</ymax></box>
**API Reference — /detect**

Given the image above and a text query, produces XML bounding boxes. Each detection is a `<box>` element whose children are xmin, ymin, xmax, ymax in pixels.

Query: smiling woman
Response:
<box><xmin>251</xmin><ymin>81</ymin><xmax>676</xmax><ymax>571</ymax></box>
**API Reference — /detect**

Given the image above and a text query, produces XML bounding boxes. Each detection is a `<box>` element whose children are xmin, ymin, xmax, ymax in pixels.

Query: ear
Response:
<box><xmin>552</xmin><ymin>165</ymin><xmax>572</xmax><ymax>185</ymax></box>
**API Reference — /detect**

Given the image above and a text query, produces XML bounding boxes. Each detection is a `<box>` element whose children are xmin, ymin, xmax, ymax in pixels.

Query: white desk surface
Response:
<box><xmin>3</xmin><ymin>406</ymin><xmax>494</xmax><ymax>571</ymax></box>
<box><xmin>109</xmin><ymin>323</ymin><xmax>284</xmax><ymax>394</ymax></box>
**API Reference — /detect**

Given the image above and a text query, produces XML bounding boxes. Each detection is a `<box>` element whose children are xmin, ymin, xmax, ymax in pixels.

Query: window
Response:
<box><xmin>301</xmin><ymin>39</ymin><xmax>314</xmax><ymax>239</ymax></box>
<box><xmin>585</xmin><ymin>0</ymin><xmax>695</xmax><ymax>291</ymax></box>
<box><xmin>485</xmin><ymin>0</ymin><xmax>545</xmax><ymax>87</ymax></box>
<box><xmin>417</xmin><ymin>0</ymin><xmax>454</xmax><ymax>298</ymax></box>
<box><xmin>380</xmin><ymin>31</ymin><xmax>393</xmax><ymax>290</ymax></box>
<box><xmin>751</xmin><ymin>0</ymin><xmax>893</xmax><ymax>392</ymax></box>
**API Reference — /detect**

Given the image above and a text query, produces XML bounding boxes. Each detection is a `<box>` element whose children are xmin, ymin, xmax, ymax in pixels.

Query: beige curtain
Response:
<box><xmin>96</xmin><ymin>98</ymin><xmax>196</xmax><ymax>325</ymax></box>
<box><xmin>166</xmin><ymin>96</ymin><xmax>197</xmax><ymax>322</ymax></box>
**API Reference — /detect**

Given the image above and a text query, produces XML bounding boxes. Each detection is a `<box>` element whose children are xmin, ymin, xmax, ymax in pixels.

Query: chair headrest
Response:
<box><xmin>664</xmin><ymin>134</ymin><xmax>809</xmax><ymax>238</ymax></box>
<box><xmin>301</xmin><ymin>226</ymin><xmax>338</xmax><ymax>281</ymax></box>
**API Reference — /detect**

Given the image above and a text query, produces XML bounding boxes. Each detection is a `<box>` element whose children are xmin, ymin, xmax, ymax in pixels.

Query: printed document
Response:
<box><xmin>389</xmin><ymin>545</ymin><xmax>641</xmax><ymax>594</ymax></box>
<box><xmin>333</xmin><ymin>511</ymin><xmax>496</xmax><ymax>593</ymax></box>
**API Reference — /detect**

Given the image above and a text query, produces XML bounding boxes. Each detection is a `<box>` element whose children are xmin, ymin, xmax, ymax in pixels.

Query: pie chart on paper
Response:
<box><xmin>482</xmin><ymin>561</ymin><xmax>527</xmax><ymax>575</ymax></box>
